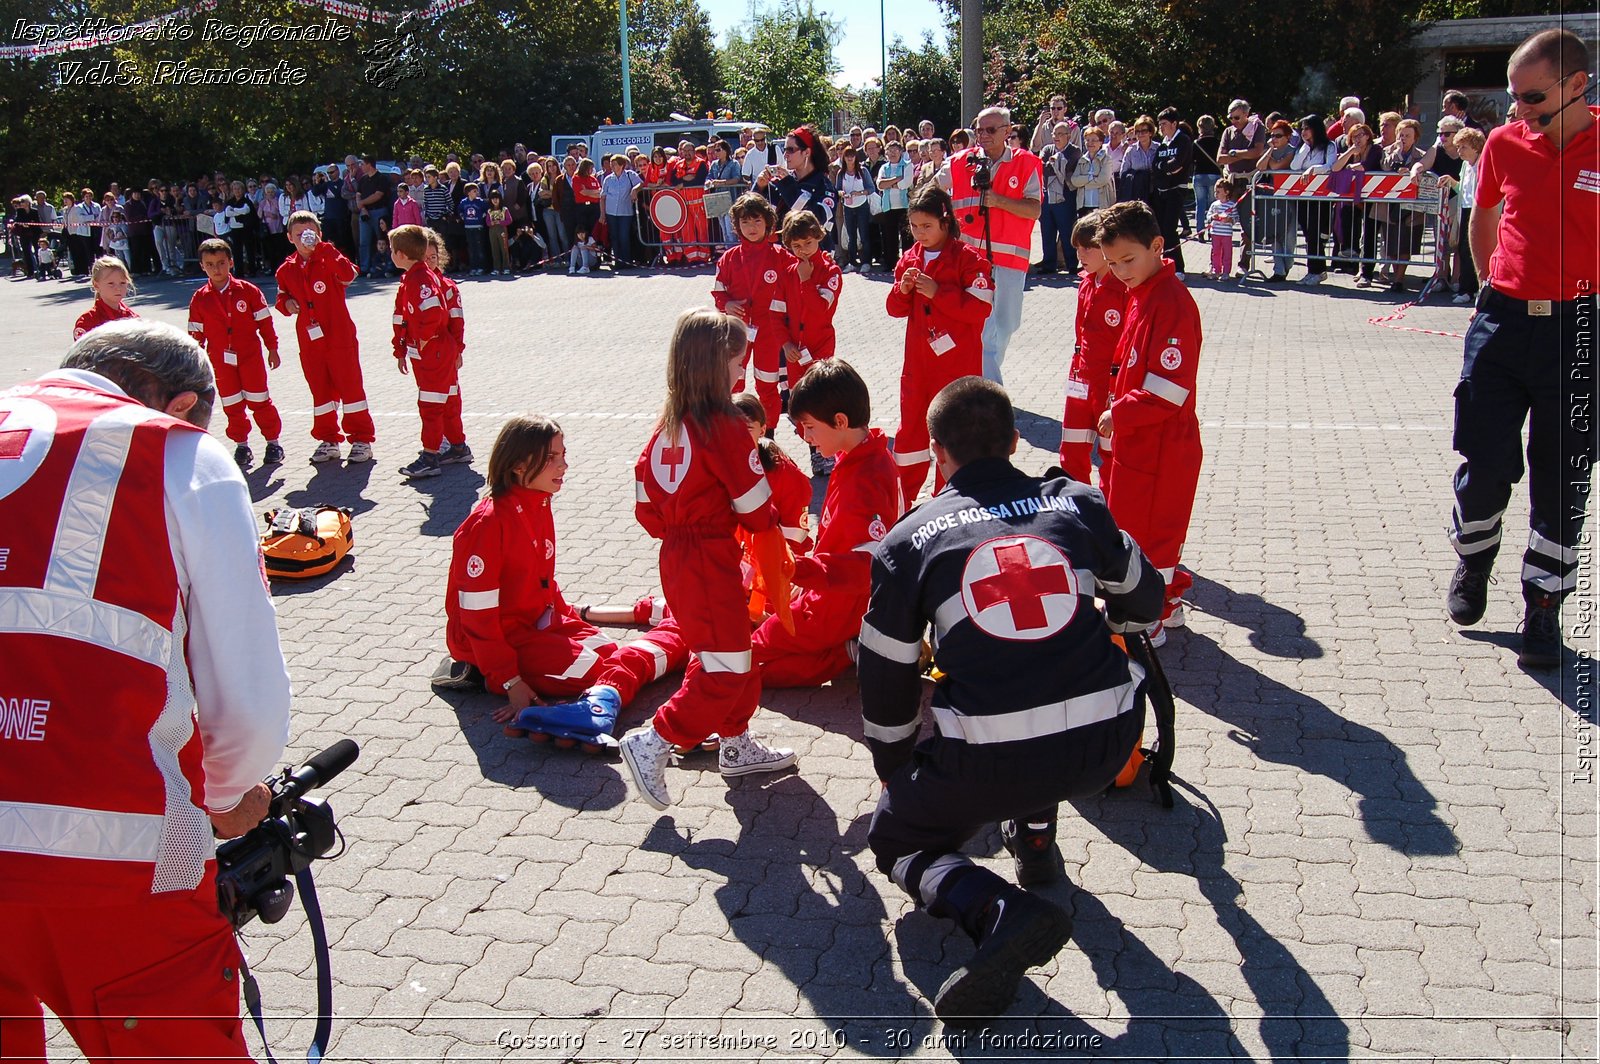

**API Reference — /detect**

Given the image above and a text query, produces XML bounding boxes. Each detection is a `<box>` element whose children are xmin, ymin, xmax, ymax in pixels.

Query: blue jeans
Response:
<box><xmin>981</xmin><ymin>265</ymin><xmax>1027</xmax><ymax>384</ymax></box>
<box><xmin>1039</xmin><ymin>197</ymin><xmax>1078</xmax><ymax>272</ymax></box>
<box><xmin>358</xmin><ymin>208</ymin><xmax>388</xmax><ymax>273</ymax></box>
<box><xmin>842</xmin><ymin>204</ymin><xmax>872</xmax><ymax>267</ymax></box>
<box><xmin>1193</xmin><ymin>174</ymin><xmax>1219</xmax><ymax>234</ymax></box>
<box><xmin>606</xmin><ymin>214</ymin><xmax>633</xmax><ymax>265</ymax></box>
<box><xmin>466</xmin><ymin>227</ymin><xmax>488</xmax><ymax>271</ymax></box>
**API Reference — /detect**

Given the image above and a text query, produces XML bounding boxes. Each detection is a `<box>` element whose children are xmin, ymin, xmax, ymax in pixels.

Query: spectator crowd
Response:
<box><xmin>8</xmin><ymin>87</ymin><xmax>1493</xmax><ymax>302</ymax></box>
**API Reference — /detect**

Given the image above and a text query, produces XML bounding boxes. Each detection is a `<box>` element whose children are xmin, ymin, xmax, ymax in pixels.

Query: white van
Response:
<box><xmin>552</xmin><ymin>119</ymin><xmax>757</xmax><ymax>161</ymax></box>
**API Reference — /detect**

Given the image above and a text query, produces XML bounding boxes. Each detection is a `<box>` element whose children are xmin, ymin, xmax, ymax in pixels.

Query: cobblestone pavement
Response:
<box><xmin>5</xmin><ymin>254</ymin><xmax>1595</xmax><ymax>1063</ymax></box>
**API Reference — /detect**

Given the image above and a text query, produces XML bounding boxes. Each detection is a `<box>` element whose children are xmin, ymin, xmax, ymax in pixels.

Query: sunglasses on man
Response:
<box><xmin>1507</xmin><ymin>71</ymin><xmax>1574</xmax><ymax>106</ymax></box>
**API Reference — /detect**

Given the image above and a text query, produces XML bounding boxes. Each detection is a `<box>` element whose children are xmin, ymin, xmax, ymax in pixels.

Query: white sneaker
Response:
<box><xmin>1148</xmin><ymin>622</ymin><xmax>1168</xmax><ymax>648</ymax></box>
<box><xmin>1164</xmin><ymin>603</ymin><xmax>1186</xmax><ymax>629</ymax></box>
<box><xmin>1452</xmin><ymin>292</ymin><xmax>1474</xmax><ymax>305</ymax></box>
<box><xmin>1299</xmin><ymin>273</ymin><xmax>1326</xmax><ymax>285</ymax></box>
<box><xmin>577</xmin><ymin>267</ymin><xmax>591</xmax><ymax>275</ymax></box>
<box><xmin>619</xmin><ymin>726</ymin><xmax>677</xmax><ymax>809</ymax></box>
<box><xmin>346</xmin><ymin>442</ymin><xmax>373</xmax><ymax>463</ymax></box>
<box><xmin>309</xmin><ymin>441</ymin><xmax>342</xmax><ymax>464</ymax></box>
<box><xmin>718</xmin><ymin>731</ymin><xmax>797</xmax><ymax>777</ymax></box>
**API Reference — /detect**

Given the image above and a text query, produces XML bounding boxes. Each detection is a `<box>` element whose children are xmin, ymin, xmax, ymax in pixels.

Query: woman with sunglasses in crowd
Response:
<box><xmin>755</xmin><ymin>124</ymin><xmax>838</xmax><ymax>250</ymax></box>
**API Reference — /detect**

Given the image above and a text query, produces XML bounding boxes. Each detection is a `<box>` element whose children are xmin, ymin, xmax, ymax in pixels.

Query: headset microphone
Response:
<box><xmin>1535</xmin><ymin>95</ymin><xmax>1583</xmax><ymax>127</ymax></box>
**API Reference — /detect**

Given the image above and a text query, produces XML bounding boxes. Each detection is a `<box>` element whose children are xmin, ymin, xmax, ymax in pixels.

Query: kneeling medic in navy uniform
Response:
<box><xmin>858</xmin><ymin>376</ymin><xmax>1165</xmax><ymax>1026</ymax></box>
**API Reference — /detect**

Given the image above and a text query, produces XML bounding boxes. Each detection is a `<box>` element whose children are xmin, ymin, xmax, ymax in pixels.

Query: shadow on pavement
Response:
<box><xmin>434</xmin><ymin>682</ymin><xmax>626</xmax><ymax>812</ymax></box>
<box><xmin>408</xmin><ymin>466</ymin><xmax>487</xmax><ymax>536</ymax></box>
<box><xmin>1013</xmin><ymin>407</ymin><xmax>1064</xmax><ymax>457</ymax></box>
<box><xmin>1460</xmin><ymin>628</ymin><xmax>1596</xmax><ymax>717</ymax></box>
<box><xmin>1186</xmin><ymin>572</ymin><xmax>1325</xmax><ymax>659</ymax></box>
<box><xmin>284</xmin><ymin>458</ymin><xmax>377</xmax><ymax>515</ymax></box>
<box><xmin>1065</xmin><ymin>780</ymin><xmax>1351</xmax><ymax>1060</ymax></box>
<box><xmin>1169</xmin><ymin>629</ymin><xmax>1458</xmax><ymax>857</ymax></box>
<box><xmin>640</xmin><ymin>780</ymin><xmax>920</xmax><ymax>1058</ymax></box>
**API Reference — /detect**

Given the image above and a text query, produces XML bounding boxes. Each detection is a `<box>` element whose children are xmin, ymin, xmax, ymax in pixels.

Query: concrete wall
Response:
<box><xmin>1412</xmin><ymin>13</ymin><xmax>1599</xmax><ymax>129</ymax></box>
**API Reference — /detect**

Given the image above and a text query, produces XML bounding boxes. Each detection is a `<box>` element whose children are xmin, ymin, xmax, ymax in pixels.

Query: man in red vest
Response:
<box><xmin>0</xmin><ymin>320</ymin><xmax>292</xmax><ymax>1061</ymax></box>
<box><xmin>942</xmin><ymin>105</ymin><xmax>1044</xmax><ymax>385</ymax></box>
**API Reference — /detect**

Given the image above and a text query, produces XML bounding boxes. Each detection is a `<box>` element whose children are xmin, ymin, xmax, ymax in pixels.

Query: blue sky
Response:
<box><xmin>698</xmin><ymin>0</ymin><xmax>949</xmax><ymax>89</ymax></box>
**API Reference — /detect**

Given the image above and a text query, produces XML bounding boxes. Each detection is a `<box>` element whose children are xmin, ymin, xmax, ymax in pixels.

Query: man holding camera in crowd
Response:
<box><xmin>940</xmin><ymin>105</ymin><xmax>1044</xmax><ymax>385</ymax></box>
<box><xmin>0</xmin><ymin>321</ymin><xmax>291</xmax><ymax>1060</ymax></box>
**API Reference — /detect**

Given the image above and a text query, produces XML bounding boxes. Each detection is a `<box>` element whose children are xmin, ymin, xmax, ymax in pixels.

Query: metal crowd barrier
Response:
<box><xmin>1238</xmin><ymin>169</ymin><xmax>1448</xmax><ymax>292</ymax></box>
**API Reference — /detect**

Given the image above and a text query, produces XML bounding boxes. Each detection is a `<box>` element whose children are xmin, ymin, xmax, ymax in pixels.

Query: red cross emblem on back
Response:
<box><xmin>960</xmin><ymin>535</ymin><xmax>1078</xmax><ymax>640</ymax></box>
<box><xmin>0</xmin><ymin>411</ymin><xmax>29</xmax><ymax>460</ymax></box>
<box><xmin>650</xmin><ymin>429</ymin><xmax>693</xmax><ymax>495</ymax></box>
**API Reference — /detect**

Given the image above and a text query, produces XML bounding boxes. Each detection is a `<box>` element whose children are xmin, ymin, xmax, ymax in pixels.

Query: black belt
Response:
<box><xmin>1481</xmin><ymin>286</ymin><xmax>1591</xmax><ymax>318</ymax></box>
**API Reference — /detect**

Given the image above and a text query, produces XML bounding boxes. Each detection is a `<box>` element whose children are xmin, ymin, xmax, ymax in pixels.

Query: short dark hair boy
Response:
<box><xmin>789</xmin><ymin>358</ymin><xmax>870</xmax><ymax>430</ymax></box>
<box><xmin>928</xmin><ymin>376</ymin><xmax>1015</xmax><ymax>466</ymax></box>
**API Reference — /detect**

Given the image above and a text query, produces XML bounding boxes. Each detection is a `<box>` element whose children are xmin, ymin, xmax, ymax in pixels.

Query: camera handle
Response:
<box><xmin>239</xmin><ymin>864</ymin><xmax>334</xmax><ymax>1064</ymax></box>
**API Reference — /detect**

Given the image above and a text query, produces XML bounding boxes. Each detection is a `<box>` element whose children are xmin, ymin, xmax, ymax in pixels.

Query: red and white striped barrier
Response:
<box><xmin>1260</xmin><ymin>171</ymin><xmax>1439</xmax><ymax>203</ymax></box>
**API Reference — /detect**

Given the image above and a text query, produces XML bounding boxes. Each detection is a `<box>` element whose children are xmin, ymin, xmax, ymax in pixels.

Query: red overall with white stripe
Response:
<box><xmin>188</xmin><ymin>276</ymin><xmax>283</xmax><ymax>444</ymax></box>
<box><xmin>274</xmin><ymin>241</ymin><xmax>375</xmax><ymax>444</ymax></box>
<box><xmin>635</xmin><ymin>412</ymin><xmax>776</xmax><ymax>748</ymax></box>
<box><xmin>754</xmin><ymin>428</ymin><xmax>902</xmax><ymax>687</ymax></box>
<box><xmin>886</xmin><ymin>238</ymin><xmax>993</xmax><ymax>508</ymax></box>
<box><xmin>713</xmin><ymin>239</ymin><xmax>794</xmax><ymax>427</ymax></box>
<box><xmin>393</xmin><ymin>260</ymin><xmax>465</xmax><ymax>452</ymax></box>
<box><xmin>1059</xmin><ymin>269</ymin><xmax>1127</xmax><ymax>481</ymax></box>
<box><xmin>775</xmin><ymin>250</ymin><xmax>843</xmax><ymax>390</ymax></box>
<box><xmin>1101</xmin><ymin>259</ymin><xmax>1203</xmax><ymax>618</ymax></box>
<box><xmin>446</xmin><ymin>486</ymin><xmax>685</xmax><ymax>705</ymax></box>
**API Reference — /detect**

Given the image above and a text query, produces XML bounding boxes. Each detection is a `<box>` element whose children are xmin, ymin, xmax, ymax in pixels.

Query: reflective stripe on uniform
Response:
<box><xmin>312</xmin><ymin>401</ymin><xmax>338</xmax><ymax>416</ymax></box>
<box><xmin>1097</xmin><ymin>536</ymin><xmax>1144</xmax><ymax>595</ymax></box>
<box><xmin>458</xmin><ymin>588</ymin><xmax>499</xmax><ymax>609</ymax></box>
<box><xmin>418</xmin><ymin>296</ymin><xmax>441</xmax><ymax>311</ymax></box>
<box><xmin>932</xmin><ymin>671</ymin><xmax>1143</xmax><ymax>744</ymax></box>
<box><xmin>781</xmin><ymin>525</ymin><xmax>807</xmax><ymax>544</ymax></box>
<box><xmin>862</xmin><ymin>713</ymin><xmax>921</xmax><ymax>743</ymax></box>
<box><xmin>0</xmin><ymin>587</ymin><xmax>173</xmax><ymax>669</ymax></box>
<box><xmin>547</xmin><ymin>646</ymin><xmax>599</xmax><ymax>681</ymax></box>
<box><xmin>965</xmin><ymin>285</ymin><xmax>994</xmax><ymax>304</ymax></box>
<box><xmin>253</xmin><ymin>307</ymin><xmax>271</xmax><ymax>320</ymax></box>
<box><xmin>242</xmin><ymin>390</ymin><xmax>269</xmax><ymax>403</ymax></box>
<box><xmin>418</xmin><ymin>390</ymin><xmax>451</xmax><ymax>404</ymax></box>
<box><xmin>892</xmin><ymin>446</ymin><xmax>928</xmax><ymax>467</ymax></box>
<box><xmin>858</xmin><ymin>620</ymin><xmax>921</xmax><ymax>664</ymax></box>
<box><xmin>626</xmin><ymin>639</ymin><xmax>670</xmax><ymax>680</ymax></box>
<box><xmin>343</xmin><ymin>401</ymin><xmax>369</xmax><ymax>413</ymax></box>
<box><xmin>219</xmin><ymin>392</ymin><xmax>244</xmax><ymax>407</ymax></box>
<box><xmin>0</xmin><ymin>801</ymin><xmax>164</xmax><ymax>863</ymax></box>
<box><xmin>731</xmin><ymin>478</ymin><xmax>772</xmax><ymax>514</ymax></box>
<box><xmin>1060</xmin><ymin>427</ymin><xmax>1095</xmax><ymax>444</ymax></box>
<box><xmin>1143</xmin><ymin>373</ymin><xmax>1191</xmax><ymax>406</ymax></box>
<box><xmin>1522</xmin><ymin>563</ymin><xmax>1577</xmax><ymax>592</ymax></box>
<box><xmin>699</xmin><ymin>649</ymin><xmax>752</xmax><ymax>673</ymax></box>
<box><xmin>48</xmin><ymin>405</ymin><xmax>154</xmax><ymax>599</ymax></box>
<box><xmin>635</xmin><ymin>480</ymin><xmax>650</xmax><ymax>503</ymax></box>
<box><xmin>1529</xmin><ymin>530</ymin><xmax>1579</xmax><ymax>566</ymax></box>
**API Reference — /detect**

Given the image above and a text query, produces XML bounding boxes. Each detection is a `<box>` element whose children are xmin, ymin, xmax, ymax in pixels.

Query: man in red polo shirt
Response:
<box><xmin>1446</xmin><ymin>28</ymin><xmax>1599</xmax><ymax>668</ymax></box>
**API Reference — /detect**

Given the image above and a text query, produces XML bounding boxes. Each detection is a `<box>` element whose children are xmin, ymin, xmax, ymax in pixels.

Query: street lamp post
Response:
<box><xmin>880</xmin><ymin>0</ymin><xmax>887</xmax><ymax>129</ymax></box>
<box><xmin>620</xmin><ymin>0</ymin><xmax>633</xmax><ymax>121</ymax></box>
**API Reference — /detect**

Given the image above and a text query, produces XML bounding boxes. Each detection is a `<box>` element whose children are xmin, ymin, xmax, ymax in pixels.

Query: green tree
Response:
<box><xmin>858</xmin><ymin>31</ymin><xmax>961</xmax><ymax>133</ymax></box>
<box><xmin>719</xmin><ymin>1</ymin><xmax>843</xmax><ymax>130</ymax></box>
<box><xmin>665</xmin><ymin>4</ymin><xmax>723</xmax><ymax>115</ymax></box>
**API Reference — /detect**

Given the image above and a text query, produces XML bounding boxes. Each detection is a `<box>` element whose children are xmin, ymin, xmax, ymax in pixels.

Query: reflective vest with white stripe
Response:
<box><xmin>948</xmin><ymin>147</ymin><xmax>1041</xmax><ymax>273</ymax></box>
<box><xmin>0</xmin><ymin>377</ymin><xmax>212</xmax><ymax>904</ymax></box>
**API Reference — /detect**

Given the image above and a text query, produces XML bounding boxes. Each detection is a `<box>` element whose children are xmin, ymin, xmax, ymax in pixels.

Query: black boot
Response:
<box><xmin>933</xmin><ymin>875</ymin><xmax>1073</xmax><ymax>1027</ymax></box>
<box><xmin>1001</xmin><ymin>819</ymin><xmax>1064</xmax><ymax>887</ymax></box>
<box><xmin>1518</xmin><ymin>595</ymin><xmax>1562</xmax><ymax>669</ymax></box>
<box><xmin>1446</xmin><ymin>560</ymin><xmax>1494</xmax><ymax>626</ymax></box>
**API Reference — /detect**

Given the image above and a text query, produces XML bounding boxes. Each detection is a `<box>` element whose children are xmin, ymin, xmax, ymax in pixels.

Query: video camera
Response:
<box><xmin>216</xmin><ymin>739</ymin><xmax>359</xmax><ymax>929</ymax></box>
<box><xmin>966</xmin><ymin>152</ymin><xmax>994</xmax><ymax>192</ymax></box>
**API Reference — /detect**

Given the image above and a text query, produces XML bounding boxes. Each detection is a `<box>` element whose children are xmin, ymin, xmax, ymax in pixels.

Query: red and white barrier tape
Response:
<box><xmin>1367</xmin><ymin>302</ymin><xmax>1466</xmax><ymax>340</ymax></box>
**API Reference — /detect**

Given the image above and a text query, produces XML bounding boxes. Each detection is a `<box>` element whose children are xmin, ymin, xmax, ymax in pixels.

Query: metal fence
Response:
<box><xmin>1236</xmin><ymin>170</ymin><xmax>1450</xmax><ymax>294</ymax></box>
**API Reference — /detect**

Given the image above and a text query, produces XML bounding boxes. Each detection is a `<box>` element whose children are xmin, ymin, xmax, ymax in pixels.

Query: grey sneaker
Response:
<box><xmin>346</xmin><ymin>441</ymin><xmax>373</xmax><ymax>463</ymax></box>
<box><xmin>619</xmin><ymin>726</ymin><xmax>677</xmax><ymax>809</ymax></box>
<box><xmin>399</xmin><ymin>450</ymin><xmax>442</xmax><ymax>479</ymax></box>
<box><xmin>263</xmin><ymin>441</ymin><xmax>285</xmax><ymax>465</ymax></box>
<box><xmin>439</xmin><ymin>442</ymin><xmax>474</xmax><ymax>465</ymax></box>
<box><xmin>309</xmin><ymin>441</ymin><xmax>342</xmax><ymax>464</ymax></box>
<box><xmin>718</xmin><ymin>731</ymin><xmax>797</xmax><ymax>777</ymax></box>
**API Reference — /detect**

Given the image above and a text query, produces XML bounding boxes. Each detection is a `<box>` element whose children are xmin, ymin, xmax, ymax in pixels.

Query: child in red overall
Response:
<box><xmin>1095</xmin><ymin>202</ymin><xmax>1203</xmax><ymax>645</ymax></box>
<box><xmin>732</xmin><ymin>392</ymin><xmax>814</xmax><ymax>628</ymax></box>
<box><xmin>887</xmin><ymin>185</ymin><xmax>993</xmax><ymax>509</ymax></box>
<box><xmin>775</xmin><ymin>210</ymin><xmax>844</xmax><ymax>475</ymax></box>
<box><xmin>389</xmin><ymin>225</ymin><xmax>470</xmax><ymax>480</ymax></box>
<box><xmin>73</xmin><ymin>256</ymin><xmax>138</xmax><ymax>340</ymax></box>
<box><xmin>274</xmin><ymin>211</ymin><xmax>375</xmax><ymax>464</ymax></box>
<box><xmin>188</xmin><ymin>238</ymin><xmax>284</xmax><ymax>468</ymax></box>
<box><xmin>1059</xmin><ymin>211</ymin><xmax>1128</xmax><ymax>483</ymax></box>
<box><xmin>754</xmin><ymin>360</ymin><xmax>901</xmax><ymax>688</ymax></box>
<box><xmin>619</xmin><ymin>309</ymin><xmax>795</xmax><ymax>810</ymax></box>
<box><xmin>438</xmin><ymin>416</ymin><xmax>689</xmax><ymax>749</ymax></box>
<box><xmin>713</xmin><ymin>194</ymin><xmax>793</xmax><ymax>427</ymax></box>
